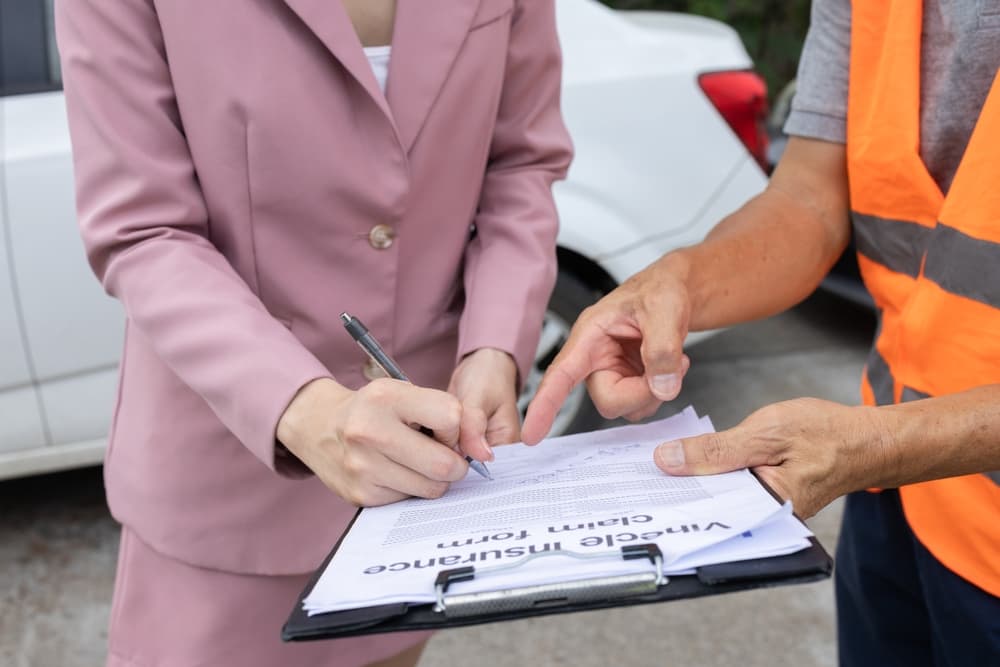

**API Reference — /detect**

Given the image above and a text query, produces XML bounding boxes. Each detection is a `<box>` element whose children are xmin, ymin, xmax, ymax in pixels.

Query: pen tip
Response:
<box><xmin>340</xmin><ymin>312</ymin><xmax>352</xmax><ymax>325</ymax></box>
<box><xmin>469</xmin><ymin>459</ymin><xmax>492</xmax><ymax>480</ymax></box>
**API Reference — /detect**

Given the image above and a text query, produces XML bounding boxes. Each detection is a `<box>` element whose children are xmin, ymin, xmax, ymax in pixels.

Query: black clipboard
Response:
<box><xmin>282</xmin><ymin>475</ymin><xmax>832</xmax><ymax>641</ymax></box>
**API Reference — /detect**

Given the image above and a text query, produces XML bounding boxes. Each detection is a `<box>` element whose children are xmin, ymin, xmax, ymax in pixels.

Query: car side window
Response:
<box><xmin>0</xmin><ymin>0</ymin><xmax>61</xmax><ymax>96</ymax></box>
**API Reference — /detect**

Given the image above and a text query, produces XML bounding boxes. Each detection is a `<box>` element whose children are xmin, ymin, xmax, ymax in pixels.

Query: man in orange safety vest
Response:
<box><xmin>524</xmin><ymin>1</ymin><xmax>1000</xmax><ymax>663</ymax></box>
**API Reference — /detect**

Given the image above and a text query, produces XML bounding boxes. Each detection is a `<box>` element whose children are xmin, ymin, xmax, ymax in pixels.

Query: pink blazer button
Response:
<box><xmin>368</xmin><ymin>224</ymin><xmax>396</xmax><ymax>250</ymax></box>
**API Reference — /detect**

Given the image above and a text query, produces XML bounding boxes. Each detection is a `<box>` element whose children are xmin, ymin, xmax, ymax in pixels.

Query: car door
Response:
<box><xmin>0</xmin><ymin>0</ymin><xmax>49</xmax><ymax>458</ymax></box>
<box><xmin>0</xmin><ymin>184</ymin><xmax>48</xmax><ymax>457</ymax></box>
<box><xmin>1</xmin><ymin>0</ymin><xmax>122</xmax><ymax>459</ymax></box>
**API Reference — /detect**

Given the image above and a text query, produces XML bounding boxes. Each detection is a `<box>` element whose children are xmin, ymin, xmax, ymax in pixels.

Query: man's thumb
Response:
<box><xmin>645</xmin><ymin>353</ymin><xmax>690</xmax><ymax>402</ymax></box>
<box><xmin>654</xmin><ymin>431</ymin><xmax>745</xmax><ymax>476</ymax></box>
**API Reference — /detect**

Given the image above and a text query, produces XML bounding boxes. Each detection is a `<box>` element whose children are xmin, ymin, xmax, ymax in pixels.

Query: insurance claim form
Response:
<box><xmin>303</xmin><ymin>407</ymin><xmax>812</xmax><ymax>615</ymax></box>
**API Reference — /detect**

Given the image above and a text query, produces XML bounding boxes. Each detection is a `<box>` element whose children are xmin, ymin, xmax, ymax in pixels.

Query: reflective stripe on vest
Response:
<box><xmin>853</xmin><ymin>213</ymin><xmax>929</xmax><ymax>278</ymax></box>
<box><xmin>862</xmin><ymin>312</ymin><xmax>894</xmax><ymax>406</ymax></box>
<box><xmin>853</xmin><ymin>213</ymin><xmax>1000</xmax><ymax>309</ymax></box>
<box><xmin>848</xmin><ymin>0</ymin><xmax>1000</xmax><ymax>596</ymax></box>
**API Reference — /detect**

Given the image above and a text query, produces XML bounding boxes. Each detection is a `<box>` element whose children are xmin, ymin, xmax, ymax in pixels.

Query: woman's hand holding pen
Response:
<box><xmin>277</xmin><ymin>377</ymin><xmax>477</xmax><ymax>507</ymax></box>
<box><xmin>448</xmin><ymin>347</ymin><xmax>520</xmax><ymax>455</ymax></box>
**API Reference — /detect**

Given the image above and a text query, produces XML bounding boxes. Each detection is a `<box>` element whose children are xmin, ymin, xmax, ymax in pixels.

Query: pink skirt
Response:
<box><xmin>106</xmin><ymin>527</ymin><xmax>432</xmax><ymax>666</ymax></box>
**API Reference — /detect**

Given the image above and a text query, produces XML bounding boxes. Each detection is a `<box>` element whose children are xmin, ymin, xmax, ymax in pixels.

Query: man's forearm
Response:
<box><xmin>869</xmin><ymin>385</ymin><xmax>1000</xmax><ymax>490</ymax></box>
<box><xmin>669</xmin><ymin>137</ymin><xmax>852</xmax><ymax>331</ymax></box>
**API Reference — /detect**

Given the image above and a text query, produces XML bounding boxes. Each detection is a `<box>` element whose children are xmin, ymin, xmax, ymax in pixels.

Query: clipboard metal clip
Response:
<box><xmin>433</xmin><ymin>544</ymin><xmax>667</xmax><ymax>618</ymax></box>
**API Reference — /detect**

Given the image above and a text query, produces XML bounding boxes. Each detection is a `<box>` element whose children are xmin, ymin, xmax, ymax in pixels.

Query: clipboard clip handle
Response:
<box><xmin>433</xmin><ymin>543</ymin><xmax>667</xmax><ymax>617</ymax></box>
<box><xmin>621</xmin><ymin>543</ymin><xmax>665</xmax><ymax>573</ymax></box>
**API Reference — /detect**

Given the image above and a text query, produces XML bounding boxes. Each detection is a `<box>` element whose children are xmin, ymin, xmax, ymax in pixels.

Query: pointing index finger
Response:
<box><xmin>522</xmin><ymin>330</ymin><xmax>596</xmax><ymax>445</ymax></box>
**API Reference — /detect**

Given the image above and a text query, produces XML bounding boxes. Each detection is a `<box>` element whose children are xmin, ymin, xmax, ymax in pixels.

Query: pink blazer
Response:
<box><xmin>57</xmin><ymin>0</ymin><xmax>572</xmax><ymax>574</ymax></box>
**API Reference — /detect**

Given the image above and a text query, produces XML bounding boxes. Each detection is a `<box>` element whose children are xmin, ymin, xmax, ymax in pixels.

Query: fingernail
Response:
<box><xmin>482</xmin><ymin>436</ymin><xmax>494</xmax><ymax>461</ymax></box>
<box><xmin>657</xmin><ymin>441</ymin><xmax>685</xmax><ymax>469</ymax></box>
<box><xmin>650</xmin><ymin>373</ymin><xmax>682</xmax><ymax>400</ymax></box>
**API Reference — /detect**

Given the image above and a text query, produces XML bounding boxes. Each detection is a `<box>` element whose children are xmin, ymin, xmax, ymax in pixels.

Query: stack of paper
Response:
<box><xmin>303</xmin><ymin>407</ymin><xmax>812</xmax><ymax>616</ymax></box>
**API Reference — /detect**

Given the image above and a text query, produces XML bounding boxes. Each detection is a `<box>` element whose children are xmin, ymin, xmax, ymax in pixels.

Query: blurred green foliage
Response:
<box><xmin>600</xmin><ymin>0</ymin><xmax>811</xmax><ymax>100</ymax></box>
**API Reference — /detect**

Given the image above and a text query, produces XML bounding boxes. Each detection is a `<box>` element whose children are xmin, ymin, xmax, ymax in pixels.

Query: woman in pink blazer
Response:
<box><xmin>56</xmin><ymin>0</ymin><xmax>572</xmax><ymax>664</ymax></box>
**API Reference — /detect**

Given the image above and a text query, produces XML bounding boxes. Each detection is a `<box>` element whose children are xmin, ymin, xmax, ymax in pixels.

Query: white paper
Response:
<box><xmin>303</xmin><ymin>407</ymin><xmax>812</xmax><ymax>615</ymax></box>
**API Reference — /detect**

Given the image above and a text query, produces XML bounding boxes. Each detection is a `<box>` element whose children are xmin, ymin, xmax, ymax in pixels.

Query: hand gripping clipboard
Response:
<box><xmin>281</xmin><ymin>478</ymin><xmax>832</xmax><ymax>641</ymax></box>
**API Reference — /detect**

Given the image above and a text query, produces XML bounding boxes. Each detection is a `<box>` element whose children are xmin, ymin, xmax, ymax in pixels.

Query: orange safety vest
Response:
<box><xmin>849</xmin><ymin>1</ymin><xmax>1000</xmax><ymax>596</ymax></box>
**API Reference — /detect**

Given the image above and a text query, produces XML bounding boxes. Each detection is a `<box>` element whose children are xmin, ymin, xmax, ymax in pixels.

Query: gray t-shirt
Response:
<box><xmin>785</xmin><ymin>0</ymin><xmax>1000</xmax><ymax>193</ymax></box>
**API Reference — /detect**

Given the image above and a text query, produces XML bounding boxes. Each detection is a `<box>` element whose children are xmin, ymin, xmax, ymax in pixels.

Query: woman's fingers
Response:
<box><xmin>448</xmin><ymin>347</ymin><xmax>520</xmax><ymax>455</ymax></box>
<box><xmin>369</xmin><ymin>421</ymin><xmax>469</xmax><ymax>483</ymax></box>
<box><xmin>375</xmin><ymin>380</ymin><xmax>464</xmax><ymax>448</ymax></box>
<box><xmin>458</xmin><ymin>406</ymin><xmax>493</xmax><ymax>462</ymax></box>
<box><xmin>487</xmin><ymin>399</ymin><xmax>522</xmax><ymax>446</ymax></box>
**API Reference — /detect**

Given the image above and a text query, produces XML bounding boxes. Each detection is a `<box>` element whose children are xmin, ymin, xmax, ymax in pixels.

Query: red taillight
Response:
<box><xmin>698</xmin><ymin>70</ymin><xmax>770</xmax><ymax>172</ymax></box>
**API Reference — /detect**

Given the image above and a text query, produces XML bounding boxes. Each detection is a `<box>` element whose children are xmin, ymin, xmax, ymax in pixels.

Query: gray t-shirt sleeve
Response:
<box><xmin>783</xmin><ymin>0</ymin><xmax>852</xmax><ymax>144</ymax></box>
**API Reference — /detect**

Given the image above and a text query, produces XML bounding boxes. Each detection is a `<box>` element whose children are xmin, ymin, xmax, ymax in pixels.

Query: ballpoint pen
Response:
<box><xmin>341</xmin><ymin>312</ymin><xmax>493</xmax><ymax>480</ymax></box>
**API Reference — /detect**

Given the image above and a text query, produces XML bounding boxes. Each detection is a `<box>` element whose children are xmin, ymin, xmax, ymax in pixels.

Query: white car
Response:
<box><xmin>0</xmin><ymin>0</ymin><xmax>767</xmax><ymax>480</ymax></box>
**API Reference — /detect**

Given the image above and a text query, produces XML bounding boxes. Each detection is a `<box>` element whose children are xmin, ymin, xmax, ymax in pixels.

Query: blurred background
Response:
<box><xmin>603</xmin><ymin>0</ymin><xmax>811</xmax><ymax>101</ymax></box>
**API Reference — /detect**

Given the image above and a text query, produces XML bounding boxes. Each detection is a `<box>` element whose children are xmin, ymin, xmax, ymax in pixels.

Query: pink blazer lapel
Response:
<box><xmin>281</xmin><ymin>0</ymin><xmax>484</xmax><ymax>153</ymax></box>
<box><xmin>387</xmin><ymin>0</ymin><xmax>482</xmax><ymax>151</ymax></box>
<box><xmin>280</xmin><ymin>0</ymin><xmax>396</xmax><ymax>123</ymax></box>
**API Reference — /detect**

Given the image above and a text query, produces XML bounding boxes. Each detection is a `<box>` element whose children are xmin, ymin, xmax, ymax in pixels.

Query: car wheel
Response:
<box><xmin>517</xmin><ymin>269</ymin><xmax>607</xmax><ymax>439</ymax></box>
